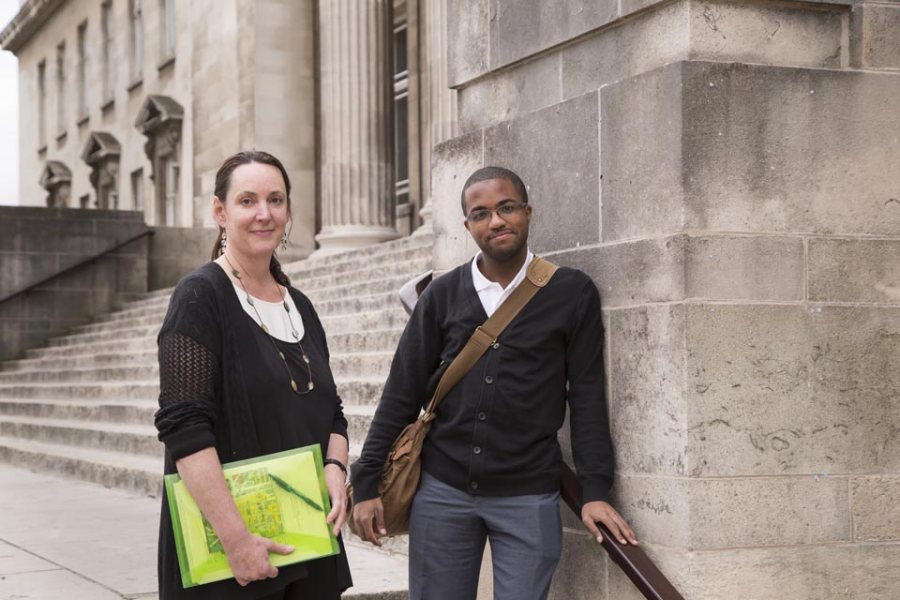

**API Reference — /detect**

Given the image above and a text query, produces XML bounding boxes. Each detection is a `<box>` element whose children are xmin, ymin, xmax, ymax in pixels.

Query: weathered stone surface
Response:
<box><xmin>600</xmin><ymin>62</ymin><xmax>685</xmax><ymax>241</ymax></box>
<box><xmin>602</xmin><ymin>61</ymin><xmax>900</xmax><ymax>240</ymax></box>
<box><xmin>680</xmin><ymin>62</ymin><xmax>900</xmax><ymax>236</ymax></box>
<box><xmin>562</xmin><ymin>1</ymin><xmax>690</xmax><ymax>103</ymax></box>
<box><xmin>809</xmin><ymin>238</ymin><xmax>900</xmax><ymax>304</ymax></box>
<box><xmin>489</xmin><ymin>0</ymin><xmax>617</xmax><ymax>69</ymax></box>
<box><xmin>448</xmin><ymin>0</ymin><xmax>489</xmax><ymax>87</ymax></box>
<box><xmin>606</xmin><ymin>542</ymin><xmax>691</xmax><ymax>600</ymax></box>
<box><xmin>851</xmin><ymin>3</ymin><xmax>900</xmax><ymax>69</ymax></box>
<box><xmin>689</xmin><ymin>0</ymin><xmax>845</xmax><ymax>70</ymax></box>
<box><xmin>432</xmin><ymin>130</ymin><xmax>483</xmax><ymax>272</ymax></box>
<box><xmin>607</xmin><ymin>305</ymin><xmax>688</xmax><ymax>477</ymax></box>
<box><xmin>549</xmin><ymin>237</ymin><xmax>686</xmax><ymax>308</ymax></box>
<box><xmin>549</xmin><ymin>530</ymin><xmax>609</xmax><ymax>599</ymax></box>
<box><xmin>852</xmin><ymin>476</ymin><xmax>900</xmax><ymax>541</ymax></box>
<box><xmin>458</xmin><ymin>52</ymin><xmax>561</xmax><ymax>134</ymax></box>
<box><xmin>617</xmin><ymin>474</ymin><xmax>850</xmax><ymax>549</ymax></box>
<box><xmin>483</xmin><ymin>92</ymin><xmax>600</xmax><ymax>253</ymax></box>
<box><xmin>687</xmin><ymin>543</ymin><xmax>900</xmax><ymax>600</ymax></box>
<box><xmin>685</xmin><ymin>235</ymin><xmax>805</xmax><ymax>302</ymax></box>
<box><xmin>684</xmin><ymin>304</ymin><xmax>900</xmax><ymax>477</ymax></box>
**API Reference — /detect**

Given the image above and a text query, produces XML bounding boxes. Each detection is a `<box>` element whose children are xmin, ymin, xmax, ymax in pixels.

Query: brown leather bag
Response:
<box><xmin>349</xmin><ymin>257</ymin><xmax>558</xmax><ymax>537</ymax></box>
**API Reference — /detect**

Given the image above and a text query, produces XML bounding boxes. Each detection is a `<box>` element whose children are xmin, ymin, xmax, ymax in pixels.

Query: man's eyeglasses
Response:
<box><xmin>466</xmin><ymin>202</ymin><xmax>527</xmax><ymax>224</ymax></box>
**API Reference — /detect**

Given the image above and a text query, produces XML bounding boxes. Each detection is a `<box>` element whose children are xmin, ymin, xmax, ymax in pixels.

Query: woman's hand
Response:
<box><xmin>221</xmin><ymin>531</ymin><xmax>294</xmax><ymax>586</ymax></box>
<box><xmin>221</xmin><ymin>531</ymin><xmax>294</xmax><ymax>587</ymax></box>
<box><xmin>324</xmin><ymin>463</ymin><xmax>349</xmax><ymax>536</ymax></box>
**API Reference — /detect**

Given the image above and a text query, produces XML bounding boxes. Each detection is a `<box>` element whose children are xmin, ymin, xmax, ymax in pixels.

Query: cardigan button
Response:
<box><xmin>470</xmin><ymin>481</ymin><xmax>479</xmax><ymax>490</ymax></box>
<box><xmin>477</xmin><ymin>411</ymin><xmax>487</xmax><ymax>421</ymax></box>
<box><xmin>473</xmin><ymin>446</ymin><xmax>482</xmax><ymax>455</ymax></box>
<box><xmin>484</xmin><ymin>375</ymin><xmax>494</xmax><ymax>384</ymax></box>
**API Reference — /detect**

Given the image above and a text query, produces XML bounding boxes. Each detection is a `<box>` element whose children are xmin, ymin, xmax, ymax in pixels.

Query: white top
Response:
<box><xmin>470</xmin><ymin>249</ymin><xmax>534</xmax><ymax>317</ymax></box>
<box><xmin>231</xmin><ymin>282</ymin><xmax>305</xmax><ymax>343</ymax></box>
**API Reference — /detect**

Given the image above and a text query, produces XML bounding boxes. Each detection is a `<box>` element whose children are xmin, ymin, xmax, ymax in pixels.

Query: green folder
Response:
<box><xmin>164</xmin><ymin>444</ymin><xmax>340</xmax><ymax>588</ymax></box>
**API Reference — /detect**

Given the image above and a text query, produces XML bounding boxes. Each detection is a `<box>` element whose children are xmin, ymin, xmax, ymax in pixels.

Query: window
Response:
<box><xmin>102</xmin><ymin>1</ymin><xmax>115</xmax><ymax>102</ymax></box>
<box><xmin>77</xmin><ymin>22</ymin><xmax>88</xmax><ymax>120</ymax></box>
<box><xmin>56</xmin><ymin>42</ymin><xmax>66</xmax><ymax>135</ymax></box>
<box><xmin>129</xmin><ymin>0</ymin><xmax>143</xmax><ymax>82</ymax></box>
<box><xmin>162</xmin><ymin>156</ymin><xmax>177</xmax><ymax>225</ymax></box>
<box><xmin>160</xmin><ymin>0</ymin><xmax>175</xmax><ymax>61</ymax></box>
<box><xmin>79</xmin><ymin>194</ymin><xmax>90</xmax><ymax>209</ymax></box>
<box><xmin>131</xmin><ymin>169</ymin><xmax>144</xmax><ymax>212</ymax></box>
<box><xmin>392</xmin><ymin>23</ymin><xmax>409</xmax><ymax>206</ymax></box>
<box><xmin>37</xmin><ymin>61</ymin><xmax>47</xmax><ymax>147</ymax></box>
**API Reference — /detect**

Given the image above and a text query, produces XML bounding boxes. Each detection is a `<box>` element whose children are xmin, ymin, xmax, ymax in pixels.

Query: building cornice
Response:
<box><xmin>0</xmin><ymin>0</ymin><xmax>68</xmax><ymax>55</ymax></box>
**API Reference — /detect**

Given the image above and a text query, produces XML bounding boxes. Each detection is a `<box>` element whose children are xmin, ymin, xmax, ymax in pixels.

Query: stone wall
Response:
<box><xmin>435</xmin><ymin>1</ymin><xmax>900</xmax><ymax>598</ymax></box>
<box><xmin>147</xmin><ymin>226</ymin><xmax>218</xmax><ymax>290</ymax></box>
<box><xmin>0</xmin><ymin>206</ymin><xmax>150</xmax><ymax>361</ymax></box>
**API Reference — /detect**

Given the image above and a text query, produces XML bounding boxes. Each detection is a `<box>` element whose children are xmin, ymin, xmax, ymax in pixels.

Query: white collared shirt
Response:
<box><xmin>470</xmin><ymin>249</ymin><xmax>534</xmax><ymax>317</ymax></box>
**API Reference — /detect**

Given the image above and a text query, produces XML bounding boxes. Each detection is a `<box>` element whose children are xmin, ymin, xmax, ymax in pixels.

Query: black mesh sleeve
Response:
<box><xmin>154</xmin><ymin>274</ymin><xmax>223</xmax><ymax>461</ymax></box>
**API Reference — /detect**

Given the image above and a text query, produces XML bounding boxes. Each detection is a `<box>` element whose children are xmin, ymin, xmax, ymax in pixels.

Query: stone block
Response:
<box><xmin>616</xmin><ymin>474</ymin><xmax>850</xmax><ymax>550</ymax></box>
<box><xmin>483</xmin><ymin>92</ymin><xmax>600</xmax><ymax>253</ymax></box>
<box><xmin>689</xmin><ymin>0</ymin><xmax>845</xmax><ymax>70</ymax></box>
<box><xmin>851</xmin><ymin>3</ymin><xmax>900</xmax><ymax>70</ymax></box>
<box><xmin>549</xmin><ymin>237</ymin><xmax>686</xmax><ymax>308</ymax></box>
<box><xmin>852</xmin><ymin>476</ymin><xmax>900</xmax><ymax>541</ymax></box>
<box><xmin>562</xmin><ymin>1</ymin><xmax>690</xmax><ymax>101</ymax></box>
<box><xmin>809</xmin><ymin>238</ymin><xmax>900</xmax><ymax>304</ymax></box>
<box><xmin>548</xmin><ymin>530</ymin><xmax>609</xmax><ymax>599</ymax></box>
<box><xmin>620</xmin><ymin>0</ymin><xmax>670</xmax><ymax>18</ymax></box>
<box><xmin>684</xmin><ymin>304</ymin><xmax>900</xmax><ymax>477</ymax></box>
<box><xmin>603</xmin><ymin>61</ymin><xmax>900</xmax><ymax>240</ymax></box>
<box><xmin>458</xmin><ymin>52</ymin><xmax>561</xmax><ymax>133</ymax></box>
<box><xmin>600</xmin><ymin>62</ymin><xmax>685</xmax><ymax>241</ymax></box>
<box><xmin>607</xmin><ymin>304</ymin><xmax>688</xmax><ymax>477</ymax></box>
<box><xmin>448</xmin><ymin>0</ymin><xmax>489</xmax><ymax>87</ymax></box>
<box><xmin>680</xmin><ymin>62</ymin><xmax>900</xmax><ymax>236</ymax></box>
<box><xmin>686</xmin><ymin>543</ymin><xmax>900</xmax><ymax>600</ymax></box>
<box><xmin>489</xmin><ymin>0</ymin><xmax>617</xmax><ymax>69</ymax></box>
<box><xmin>432</xmin><ymin>130</ymin><xmax>484</xmax><ymax>272</ymax></box>
<box><xmin>685</xmin><ymin>235</ymin><xmax>805</xmax><ymax>302</ymax></box>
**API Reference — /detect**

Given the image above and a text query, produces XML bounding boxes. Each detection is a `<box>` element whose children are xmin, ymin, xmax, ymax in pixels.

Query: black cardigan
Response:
<box><xmin>154</xmin><ymin>262</ymin><xmax>351</xmax><ymax>600</ymax></box>
<box><xmin>351</xmin><ymin>262</ymin><xmax>615</xmax><ymax>505</ymax></box>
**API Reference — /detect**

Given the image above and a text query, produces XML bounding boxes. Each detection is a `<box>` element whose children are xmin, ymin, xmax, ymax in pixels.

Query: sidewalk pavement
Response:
<box><xmin>0</xmin><ymin>465</ymin><xmax>407</xmax><ymax>600</ymax></box>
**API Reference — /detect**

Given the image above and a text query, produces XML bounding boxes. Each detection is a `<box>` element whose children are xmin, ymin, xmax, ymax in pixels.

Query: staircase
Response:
<box><xmin>0</xmin><ymin>234</ymin><xmax>431</xmax><ymax>591</ymax></box>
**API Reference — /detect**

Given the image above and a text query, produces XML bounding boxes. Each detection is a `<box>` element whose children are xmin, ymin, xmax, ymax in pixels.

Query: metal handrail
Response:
<box><xmin>560</xmin><ymin>463</ymin><xmax>686</xmax><ymax>600</ymax></box>
<box><xmin>0</xmin><ymin>229</ymin><xmax>154</xmax><ymax>306</ymax></box>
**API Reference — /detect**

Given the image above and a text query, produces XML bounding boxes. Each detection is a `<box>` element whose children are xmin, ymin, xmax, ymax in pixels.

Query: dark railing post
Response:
<box><xmin>560</xmin><ymin>463</ymin><xmax>686</xmax><ymax>600</ymax></box>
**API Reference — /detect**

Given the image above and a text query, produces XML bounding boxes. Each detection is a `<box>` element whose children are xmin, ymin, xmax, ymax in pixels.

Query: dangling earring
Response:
<box><xmin>281</xmin><ymin>232</ymin><xmax>288</xmax><ymax>253</ymax></box>
<box><xmin>220</xmin><ymin>230</ymin><xmax>227</xmax><ymax>256</ymax></box>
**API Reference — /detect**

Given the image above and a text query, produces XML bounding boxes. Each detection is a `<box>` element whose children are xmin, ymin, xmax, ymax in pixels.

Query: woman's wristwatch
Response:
<box><xmin>323</xmin><ymin>458</ymin><xmax>348</xmax><ymax>478</ymax></box>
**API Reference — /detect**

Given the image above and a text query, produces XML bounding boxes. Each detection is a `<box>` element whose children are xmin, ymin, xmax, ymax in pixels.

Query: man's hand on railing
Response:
<box><xmin>581</xmin><ymin>500</ymin><xmax>638</xmax><ymax>546</ymax></box>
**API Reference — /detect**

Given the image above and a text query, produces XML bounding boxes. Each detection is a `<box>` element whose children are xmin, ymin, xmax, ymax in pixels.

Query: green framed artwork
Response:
<box><xmin>164</xmin><ymin>444</ymin><xmax>340</xmax><ymax>588</ymax></box>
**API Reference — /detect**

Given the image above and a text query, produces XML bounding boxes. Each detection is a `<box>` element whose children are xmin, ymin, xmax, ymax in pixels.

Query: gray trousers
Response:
<box><xmin>408</xmin><ymin>473</ymin><xmax>562</xmax><ymax>600</ymax></box>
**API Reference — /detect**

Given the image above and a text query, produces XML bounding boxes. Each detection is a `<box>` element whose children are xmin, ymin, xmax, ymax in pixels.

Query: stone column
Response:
<box><xmin>415</xmin><ymin>0</ymin><xmax>457</xmax><ymax>236</ymax></box>
<box><xmin>316</xmin><ymin>0</ymin><xmax>400</xmax><ymax>254</ymax></box>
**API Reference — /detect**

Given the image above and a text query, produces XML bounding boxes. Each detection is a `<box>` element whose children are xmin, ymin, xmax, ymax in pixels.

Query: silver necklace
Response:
<box><xmin>223</xmin><ymin>253</ymin><xmax>314</xmax><ymax>394</ymax></box>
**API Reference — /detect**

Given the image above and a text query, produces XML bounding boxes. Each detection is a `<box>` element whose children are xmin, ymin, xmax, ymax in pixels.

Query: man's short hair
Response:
<box><xmin>460</xmin><ymin>166</ymin><xmax>529</xmax><ymax>214</ymax></box>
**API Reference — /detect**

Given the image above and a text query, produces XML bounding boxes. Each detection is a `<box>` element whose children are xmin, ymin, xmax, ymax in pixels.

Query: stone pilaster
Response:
<box><xmin>316</xmin><ymin>0</ymin><xmax>399</xmax><ymax>254</ymax></box>
<box><xmin>415</xmin><ymin>0</ymin><xmax>458</xmax><ymax>235</ymax></box>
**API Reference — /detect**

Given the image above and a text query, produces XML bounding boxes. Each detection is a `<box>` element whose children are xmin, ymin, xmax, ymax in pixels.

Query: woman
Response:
<box><xmin>154</xmin><ymin>150</ymin><xmax>352</xmax><ymax>599</ymax></box>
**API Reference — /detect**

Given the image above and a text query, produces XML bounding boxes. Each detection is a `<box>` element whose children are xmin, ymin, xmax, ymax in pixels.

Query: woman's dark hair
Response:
<box><xmin>210</xmin><ymin>150</ymin><xmax>292</xmax><ymax>286</ymax></box>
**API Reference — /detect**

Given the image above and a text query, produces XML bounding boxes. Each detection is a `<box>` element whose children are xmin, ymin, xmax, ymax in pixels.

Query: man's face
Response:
<box><xmin>463</xmin><ymin>178</ymin><xmax>532</xmax><ymax>262</ymax></box>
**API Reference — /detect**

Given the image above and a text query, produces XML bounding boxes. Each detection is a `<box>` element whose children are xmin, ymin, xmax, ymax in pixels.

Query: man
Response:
<box><xmin>351</xmin><ymin>166</ymin><xmax>636</xmax><ymax>600</ymax></box>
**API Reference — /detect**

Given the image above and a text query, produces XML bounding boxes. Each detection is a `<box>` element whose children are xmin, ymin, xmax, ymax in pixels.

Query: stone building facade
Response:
<box><xmin>433</xmin><ymin>1</ymin><xmax>900</xmax><ymax>598</ymax></box>
<box><xmin>3</xmin><ymin>1</ymin><xmax>900</xmax><ymax>599</ymax></box>
<box><xmin>1</xmin><ymin>0</ymin><xmax>456</xmax><ymax>257</ymax></box>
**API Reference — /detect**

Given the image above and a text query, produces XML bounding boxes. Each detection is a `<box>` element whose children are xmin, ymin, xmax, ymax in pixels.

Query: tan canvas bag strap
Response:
<box><xmin>423</xmin><ymin>257</ymin><xmax>558</xmax><ymax>418</ymax></box>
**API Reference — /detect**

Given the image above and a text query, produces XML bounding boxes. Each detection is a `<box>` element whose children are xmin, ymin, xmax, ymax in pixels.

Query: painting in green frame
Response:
<box><xmin>164</xmin><ymin>444</ymin><xmax>340</xmax><ymax>588</ymax></box>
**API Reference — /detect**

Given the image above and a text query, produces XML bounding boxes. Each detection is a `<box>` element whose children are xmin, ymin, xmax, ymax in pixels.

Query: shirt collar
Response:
<box><xmin>470</xmin><ymin>249</ymin><xmax>534</xmax><ymax>292</ymax></box>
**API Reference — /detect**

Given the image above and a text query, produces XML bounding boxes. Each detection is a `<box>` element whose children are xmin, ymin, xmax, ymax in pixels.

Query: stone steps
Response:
<box><xmin>0</xmin><ymin>234</ymin><xmax>430</xmax><ymax>571</ymax></box>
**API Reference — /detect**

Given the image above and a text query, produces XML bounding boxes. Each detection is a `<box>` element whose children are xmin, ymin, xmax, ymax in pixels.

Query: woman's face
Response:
<box><xmin>214</xmin><ymin>162</ymin><xmax>290</xmax><ymax>260</ymax></box>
